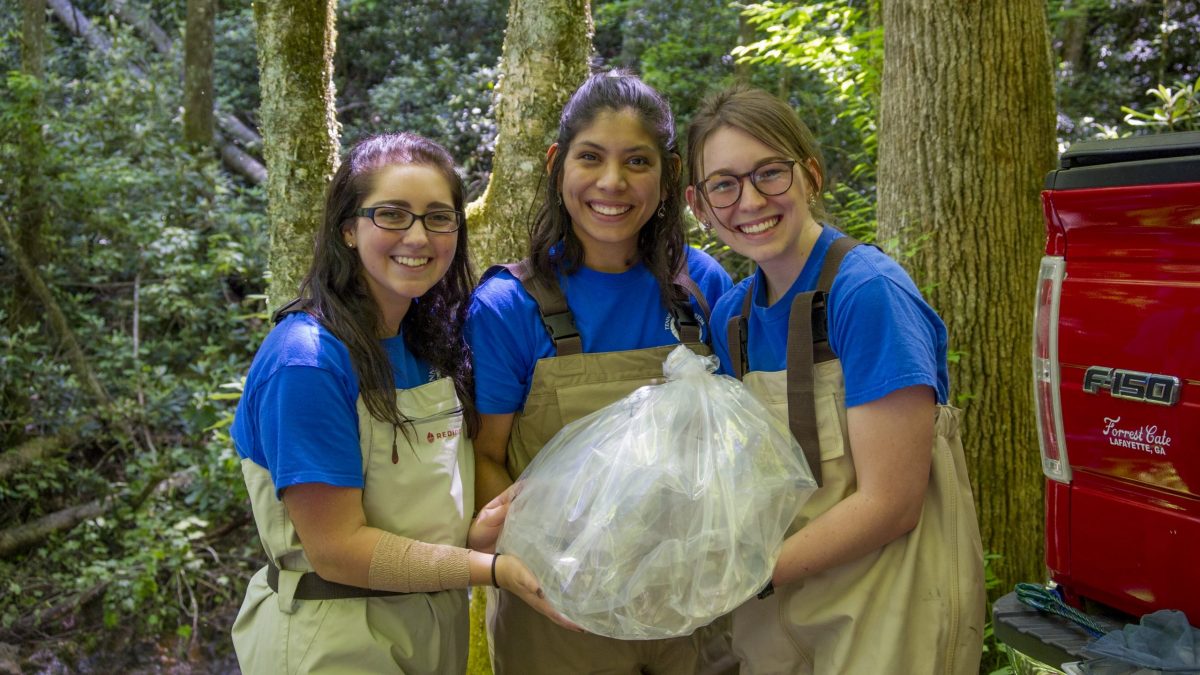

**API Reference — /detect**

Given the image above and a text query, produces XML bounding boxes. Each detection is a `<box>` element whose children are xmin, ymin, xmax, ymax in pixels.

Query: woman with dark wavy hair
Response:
<box><xmin>230</xmin><ymin>132</ymin><xmax>562</xmax><ymax>673</ymax></box>
<box><xmin>466</xmin><ymin>70</ymin><xmax>732</xmax><ymax>674</ymax></box>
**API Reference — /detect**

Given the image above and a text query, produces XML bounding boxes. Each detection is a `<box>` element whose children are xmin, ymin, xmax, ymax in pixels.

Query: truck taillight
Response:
<box><xmin>1033</xmin><ymin>256</ymin><xmax>1070</xmax><ymax>483</ymax></box>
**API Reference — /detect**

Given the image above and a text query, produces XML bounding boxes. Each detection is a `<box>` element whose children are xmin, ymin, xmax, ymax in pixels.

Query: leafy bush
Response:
<box><xmin>0</xmin><ymin>8</ymin><xmax>266</xmax><ymax>666</ymax></box>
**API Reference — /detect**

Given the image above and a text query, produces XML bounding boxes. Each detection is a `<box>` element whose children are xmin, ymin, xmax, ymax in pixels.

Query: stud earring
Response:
<box><xmin>700</xmin><ymin>219</ymin><xmax>711</xmax><ymax>229</ymax></box>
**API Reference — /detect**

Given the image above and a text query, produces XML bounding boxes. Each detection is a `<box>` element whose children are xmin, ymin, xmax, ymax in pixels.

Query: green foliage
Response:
<box><xmin>733</xmin><ymin>1</ymin><xmax>881</xmax><ymax>242</ymax></box>
<box><xmin>0</xmin><ymin>7</ymin><xmax>265</xmax><ymax>664</ymax></box>
<box><xmin>214</xmin><ymin>2</ymin><xmax>260</xmax><ymax>118</ymax></box>
<box><xmin>981</xmin><ymin>552</ymin><xmax>1014</xmax><ymax>675</ymax></box>
<box><xmin>336</xmin><ymin>0</ymin><xmax>506</xmax><ymax>192</ymax></box>
<box><xmin>359</xmin><ymin>47</ymin><xmax>499</xmax><ymax>194</ymax></box>
<box><xmin>1122</xmin><ymin>80</ymin><xmax>1200</xmax><ymax>132</ymax></box>
<box><xmin>1050</xmin><ymin>0</ymin><xmax>1200</xmax><ymax>146</ymax></box>
<box><xmin>595</xmin><ymin>0</ymin><xmax>750</xmax><ymax>134</ymax></box>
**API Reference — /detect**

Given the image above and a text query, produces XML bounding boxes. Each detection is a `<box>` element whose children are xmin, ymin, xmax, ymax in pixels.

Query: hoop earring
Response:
<box><xmin>657</xmin><ymin>202</ymin><xmax>666</xmax><ymax>219</ymax></box>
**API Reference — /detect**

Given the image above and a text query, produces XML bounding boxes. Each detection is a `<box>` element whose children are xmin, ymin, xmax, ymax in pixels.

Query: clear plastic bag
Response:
<box><xmin>498</xmin><ymin>345</ymin><xmax>817</xmax><ymax>639</ymax></box>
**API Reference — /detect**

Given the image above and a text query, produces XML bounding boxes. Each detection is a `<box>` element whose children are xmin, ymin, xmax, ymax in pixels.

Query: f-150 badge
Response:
<box><xmin>1083</xmin><ymin>367</ymin><xmax>1180</xmax><ymax>406</ymax></box>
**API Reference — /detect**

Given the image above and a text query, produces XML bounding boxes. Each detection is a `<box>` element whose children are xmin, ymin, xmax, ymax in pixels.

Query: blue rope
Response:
<box><xmin>1015</xmin><ymin>582</ymin><xmax>1109</xmax><ymax>638</ymax></box>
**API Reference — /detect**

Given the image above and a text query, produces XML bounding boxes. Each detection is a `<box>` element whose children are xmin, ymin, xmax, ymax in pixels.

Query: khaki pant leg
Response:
<box><xmin>490</xmin><ymin>588</ymin><xmax>704</xmax><ymax>675</ymax></box>
<box><xmin>639</xmin><ymin>631</ymin><xmax>703</xmax><ymax>675</ymax></box>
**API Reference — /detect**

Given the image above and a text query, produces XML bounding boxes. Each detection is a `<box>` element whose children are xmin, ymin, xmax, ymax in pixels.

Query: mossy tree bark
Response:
<box><xmin>466</xmin><ymin>0</ymin><xmax>594</xmax><ymax>269</ymax></box>
<box><xmin>182</xmin><ymin>0</ymin><xmax>215</xmax><ymax>149</ymax></box>
<box><xmin>13</xmin><ymin>0</ymin><xmax>48</xmax><ymax>328</ymax></box>
<box><xmin>877</xmin><ymin>0</ymin><xmax>1057</xmax><ymax>592</ymax></box>
<box><xmin>254</xmin><ymin>0</ymin><xmax>339</xmax><ymax>309</ymax></box>
<box><xmin>466</xmin><ymin>5</ymin><xmax>593</xmax><ymax>673</ymax></box>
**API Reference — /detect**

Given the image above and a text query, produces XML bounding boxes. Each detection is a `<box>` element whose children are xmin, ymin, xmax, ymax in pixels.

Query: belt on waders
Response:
<box><xmin>266</xmin><ymin>561</ymin><xmax>409</xmax><ymax>600</ymax></box>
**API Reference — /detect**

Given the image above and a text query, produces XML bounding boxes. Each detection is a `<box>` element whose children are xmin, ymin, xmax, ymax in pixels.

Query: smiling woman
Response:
<box><xmin>343</xmin><ymin>163</ymin><xmax>462</xmax><ymax>330</ymax></box>
<box><xmin>228</xmin><ymin>132</ymin><xmax>564</xmax><ymax>674</ymax></box>
<box><xmin>465</xmin><ymin>70</ymin><xmax>733</xmax><ymax>675</ymax></box>
<box><xmin>684</xmin><ymin>85</ymin><xmax>986</xmax><ymax>675</ymax></box>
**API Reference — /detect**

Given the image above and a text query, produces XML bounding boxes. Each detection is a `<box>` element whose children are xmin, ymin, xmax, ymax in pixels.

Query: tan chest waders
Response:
<box><xmin>233</xmin><ymin>377</ymin><xmax>474</xmax><ymax>675</ymax></box>
<box><xmin>727</xmin><ymin>236</ymin><xmax>986</xmax><ymax>675</ymax></box>
<box><xmin>484</xmin><ymin>260</ymin><xmax>725</xmax><ymax>675</ymax></box>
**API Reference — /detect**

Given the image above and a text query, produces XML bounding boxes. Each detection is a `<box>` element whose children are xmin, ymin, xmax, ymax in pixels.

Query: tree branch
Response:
<box><xmin>0</xmin><ymin>212</ymin><xmax>110</xmax><ymax>407</ymax></box>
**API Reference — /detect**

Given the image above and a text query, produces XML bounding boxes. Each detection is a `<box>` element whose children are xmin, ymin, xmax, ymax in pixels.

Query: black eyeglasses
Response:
<box><xmin>356</xmin><ymin>206</ymin><xmax>463</xmax><ymax>233</ymax></box>
<box><xmin>699</xmin><ymin>159</ymin><xmax>797</xmax><ymax>209</ymax></box>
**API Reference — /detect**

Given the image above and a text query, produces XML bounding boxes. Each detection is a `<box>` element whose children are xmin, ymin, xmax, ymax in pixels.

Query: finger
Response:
<box><xmin>537</xmin><ymin>602</ymin><xmax>584</xmax><ymax>633</ymax></box>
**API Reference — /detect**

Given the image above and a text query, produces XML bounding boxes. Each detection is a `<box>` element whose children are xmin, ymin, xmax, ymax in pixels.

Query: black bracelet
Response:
<box><xmin>757</xmin><ymin>580</ymin><xmax>775</xmax><ymax>599</ymax></box>
<box><xmin>491</xmin><ymin>553</ymin><xmax>501</xmax><ymax>589</ymax></box>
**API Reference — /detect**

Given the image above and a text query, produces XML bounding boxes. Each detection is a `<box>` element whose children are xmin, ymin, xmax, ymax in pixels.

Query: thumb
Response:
<box><xmin>476</xmin><ymin>499</ymin><xmax>508</xmax><ymax>526</ymax></box>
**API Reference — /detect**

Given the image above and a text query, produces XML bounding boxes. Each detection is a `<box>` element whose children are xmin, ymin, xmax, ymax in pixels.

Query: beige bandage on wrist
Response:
<box><xmin>367</xmin><ymin>532</ymin><xmax>471</xmax><ymax>592</ymax></box>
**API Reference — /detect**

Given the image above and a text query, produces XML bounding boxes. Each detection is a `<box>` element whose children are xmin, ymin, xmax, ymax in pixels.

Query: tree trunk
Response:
<box><xmin>182</xmin><ymin>0</ymin><xmax>216</xmax><ymax>149</ymax></box>
<box><xmin>877</xmin><ymin>0</ymin><xmax>1057</xmax><ymax>592</ymax></box>
<box><xmin>465</xmin><ymin>5</ymin><xmax>594</xmax><ymax>672</ymax></box>
<box><xmin>735</xmin><ymin>11</ymin><xmax>754</xmax><ymax>84</ymax></box>
<box><xmin>253</xmin><ymin>0</ymin><xmax>340</xmax><ymax>309</ymax></box>
<box><xmin>13</xmin><ymin>0</ymin><xmax>48</xmax><ymax>330</ymax></box>
<box><xmin>1057</xmin><ymin>0</ymin><xmax>1088</xmax><ymax>78</ymax></box>
<box><xmin>466</xmin><ymin>0</ymin><xmax>594</xmax><ymax>268</ymax></box>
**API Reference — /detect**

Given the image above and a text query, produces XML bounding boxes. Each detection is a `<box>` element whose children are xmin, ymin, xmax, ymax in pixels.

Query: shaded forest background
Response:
<box><xmin>1</xmin><ymin>0</ymin><xmax>1198</xmax><ymax>672</ymax></box>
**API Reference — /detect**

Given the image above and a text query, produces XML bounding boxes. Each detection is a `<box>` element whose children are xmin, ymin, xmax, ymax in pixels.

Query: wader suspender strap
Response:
<box><xmin>266</xmin><ymin>561</ymin><xmax>406</xmax><ymax>600</ymax></box>
<box><xmin>489</xmin><ymin>260</ymin><xmax>711</xmax><ymax>356</ymax></box>
<box><xmin>496</xmin><ymin>260</ymin><xmax>584</xmax><ymax>356</ymax></box>
<box><xmin>725</xmin><ymin>235</ymin><xmax>861</xmax><ymax>487</ymax></box>
<box><xmin>671</xmin><ymin>270</ymin><xmax>709</xmax><ymax>345</ymax></box>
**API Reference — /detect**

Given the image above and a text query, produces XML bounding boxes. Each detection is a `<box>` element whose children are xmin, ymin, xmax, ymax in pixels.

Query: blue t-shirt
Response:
<box><xmin>466</xmin><ymin>246</ymin><xmax>733</xmax><ymax>414</ymax></box>
<box><xmin>710</xmin><ymin>226</ymin><xmax>949</xmax><ymax>407</ymax></box>
<box><xmin>231</xmin><ymin>312</ymin><xmax>435</xmax><ymax>496</ymax></box>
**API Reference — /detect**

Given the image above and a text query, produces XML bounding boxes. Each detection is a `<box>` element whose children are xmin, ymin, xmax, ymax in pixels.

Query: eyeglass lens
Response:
<box><xmin>367</xmin><ymin>206</ymin><xmax>461</xmax><ymax>233</ymax></box>
<box><xmin>703</xmin><ymin>161</ymin><xmax>794</xmax><ymax>208</ymax></box>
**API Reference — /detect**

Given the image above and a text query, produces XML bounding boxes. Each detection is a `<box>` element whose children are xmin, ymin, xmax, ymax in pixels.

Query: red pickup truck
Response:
<box><xmin>994</xmin><ymin>131</ymin><xmax>1200</xmax><ymax>670</ymax></box>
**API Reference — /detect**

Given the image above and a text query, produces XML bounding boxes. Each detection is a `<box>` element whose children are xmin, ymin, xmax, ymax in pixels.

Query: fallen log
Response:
<box><xmin>46</xmin><ymin>0</ymin><xmax>265</xmax><ymax>183</ymax></box>
<box><xmin>0</xmin><ymin>494</ymin><xmax>117</xmax><ymax>558</ymax></box>
<box><xmin>0</xmin><ymin>432</ymin><xmax>76</xmax><ymax>481</ymax></box>
<box><xmin>0</xmin><ymin>470</ymin><xmax>190</xmax><ymax>559</ymax></box>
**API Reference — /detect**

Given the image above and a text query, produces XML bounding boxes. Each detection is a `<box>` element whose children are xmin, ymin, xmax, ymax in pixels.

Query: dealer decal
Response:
<box><xmin>1101</xmin><ymin>416</ymin><xmax>1172</xmax><ymax>456</ymax></box>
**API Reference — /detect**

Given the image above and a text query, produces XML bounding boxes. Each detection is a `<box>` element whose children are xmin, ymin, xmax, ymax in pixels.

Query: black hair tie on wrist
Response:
<box><xmin>491</xmin><ymin>553</ymin><xmax>501</xmax><ymax>589</ymax></box>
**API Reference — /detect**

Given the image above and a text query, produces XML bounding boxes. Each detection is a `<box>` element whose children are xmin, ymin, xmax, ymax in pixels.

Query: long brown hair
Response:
<box><xmin>280</xmin><ymin>132</ymin><xmax>478</xmax><ymax>436</ymax></box>
<box><xmin>529</xmin><ymin>69</ymin><xmax>687</xmax><ymax>307</ymax></box>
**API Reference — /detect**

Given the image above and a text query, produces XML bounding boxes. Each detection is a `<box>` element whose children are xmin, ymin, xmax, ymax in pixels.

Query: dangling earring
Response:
<box><xmin>557</xmin><ymin>192</ymin><xmax>563</xmax><ymax>207</ymax></box>
<box><xmin>700</xmin><ymin>219</ymin><xmax>712</xmax><ymax>230</ymax></box>
<box><xmin>807</xmin><ymin>194</ymin><xmax>817</xmax><ymax>207</ymax></box>
<box><xmin>657</xmin><ymin>201</ymin><xmax>666</xmax><ymax>219</ymax></box>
